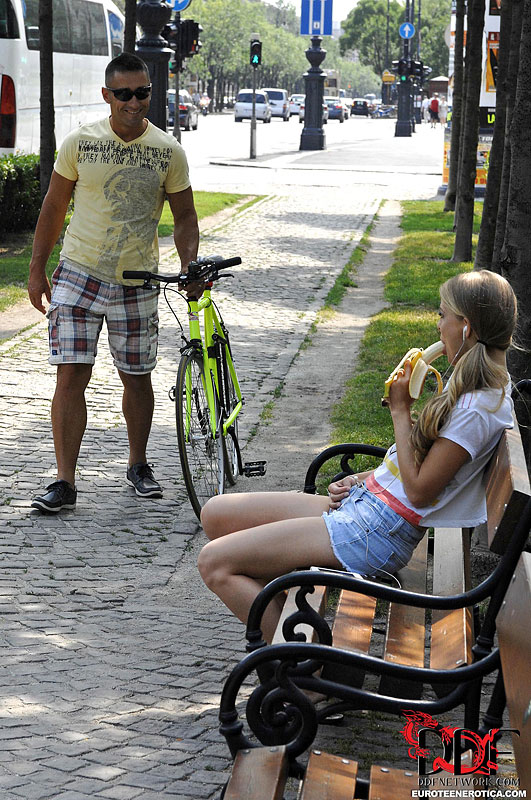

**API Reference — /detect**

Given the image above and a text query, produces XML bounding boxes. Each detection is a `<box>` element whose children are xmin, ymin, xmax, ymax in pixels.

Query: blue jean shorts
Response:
<box><xmin>323</xmin><ymin>484</ymin><xmax>425</xmax><ymax>577</ymax></box>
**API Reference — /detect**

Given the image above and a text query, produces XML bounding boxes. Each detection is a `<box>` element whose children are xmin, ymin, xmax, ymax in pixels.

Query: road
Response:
<box><xmin>174</xmin><ymin>112</ymin><xmax>445</xmax><ymax>196</ymax></box>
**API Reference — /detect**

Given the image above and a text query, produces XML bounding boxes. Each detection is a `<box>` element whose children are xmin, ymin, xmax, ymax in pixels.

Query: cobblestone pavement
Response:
<box><xmin>0</xmin><ymin>187</ymin><xmax>381</xmax><ymax>799</ymax></box>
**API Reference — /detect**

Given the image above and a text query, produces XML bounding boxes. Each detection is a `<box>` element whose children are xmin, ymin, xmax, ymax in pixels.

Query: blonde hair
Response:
<box><xmin>410</xmin><ymin>270</ymin><xmax>517</xmax><ymax>464</ymax></box>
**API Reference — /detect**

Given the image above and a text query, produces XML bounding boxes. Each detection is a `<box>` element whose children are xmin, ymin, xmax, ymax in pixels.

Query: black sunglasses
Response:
<box><xmin>105</xmin><ymin>85</ymin><xmax>152</xmax><ymax>101</ymax></box>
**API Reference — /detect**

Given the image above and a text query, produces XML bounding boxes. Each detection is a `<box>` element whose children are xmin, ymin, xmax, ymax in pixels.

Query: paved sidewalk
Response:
<box><xmin>0</xmin><ymin>187</ymin><xmax>381</xmax><ymax>799</ymax></box>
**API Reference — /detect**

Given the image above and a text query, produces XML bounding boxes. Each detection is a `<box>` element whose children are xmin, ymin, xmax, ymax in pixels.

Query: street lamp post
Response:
<box><xmin>300</xmin><ymin>35</ymin><xmax>326</xmax><ymax>151</ymax></box>
<box><xmin>136</xmin><ymin>0</ymin><xmax>173</xmax><ymax>131</ymax></box>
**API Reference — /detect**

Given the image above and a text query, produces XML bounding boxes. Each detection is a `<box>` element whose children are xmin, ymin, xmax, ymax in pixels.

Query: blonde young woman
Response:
<box><xmin>198</xmin><ymin>271</ymin><xmax>518</xmax><ymax>643</ymax></box>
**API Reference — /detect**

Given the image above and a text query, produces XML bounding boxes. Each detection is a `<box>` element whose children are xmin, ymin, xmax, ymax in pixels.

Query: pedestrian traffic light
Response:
<box><xmin>250</xmin><ymin>39</ymin><xmax>262</xmax><ymax>66</ymax></box>
<box><xmin>181</xmin><ymin>19</ymin><xmax>202</xmax><ymax>57</ymax></box>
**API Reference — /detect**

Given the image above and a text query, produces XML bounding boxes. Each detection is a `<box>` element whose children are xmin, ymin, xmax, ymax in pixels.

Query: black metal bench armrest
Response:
<box><xmin>303</xmin><ymin>443</ymin><xmax>387</xmax><ymax>494</ymax></box>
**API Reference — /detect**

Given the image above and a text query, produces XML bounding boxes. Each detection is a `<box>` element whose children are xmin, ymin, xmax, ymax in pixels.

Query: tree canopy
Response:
<box><xmin>339</xmin><ymin>0</ymin><xmax>451</xmax><ymax>79</ymax></box>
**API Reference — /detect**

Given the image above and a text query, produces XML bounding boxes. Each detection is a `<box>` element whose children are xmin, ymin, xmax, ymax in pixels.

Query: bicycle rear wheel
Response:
<box><xmin>218</xmin><ymin>343</ymin><xmax>241</xmax><ymax>486</ymax></box>
<box><xmin>175</xmin><ymin>351</ymin><xmax>224</xmax><ymax>519</ymax></box>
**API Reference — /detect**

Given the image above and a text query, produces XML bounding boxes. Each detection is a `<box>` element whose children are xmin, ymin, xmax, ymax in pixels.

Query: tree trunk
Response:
<box><xmin>492</xmin><ymin>0</ymin><xmax>524</xmax><ymax>270</ymax></box>
<box><xmin>452</xmin><ymin>0</ymin><xmax>484</xmax><ymax>263</ymax></box>
<box><xmin>474</xmin><ymin>0</ymin><xmax>511</xmax><ymax>270</ymax></box>
<box><xmin>39</xmin><ymin>0</ymin><xmax>55</xmax><ymax>199</ymax></box>
<box><xmin>444</xmin><ymin>0</ymin><xmax>465</xmax><ymax>212</ymax></box>
<box><xmin>500</xmin><ymin>1</ymin><xmax>531</xmax><ymax>374</ymax></box>
<box><xmin>124</xmin><ymin>0</ymin><xmax>137</xmax><ymax>54</ymax></box>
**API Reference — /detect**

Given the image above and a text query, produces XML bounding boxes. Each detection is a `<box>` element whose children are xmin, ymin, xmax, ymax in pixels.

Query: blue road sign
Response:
<box><xmin>399</xmin><ymin>21</ymin><xmax>415</xmax><ymax>39</ymax></box>
<box><xmin>300</xmin><ymin>0</ymin><xmax>333</xmax><ymax>36</ymax></box>
<box><xmin>169</xmin><ymin>0</ymin><xmax>192</xmax><ymax>11</ymax></box>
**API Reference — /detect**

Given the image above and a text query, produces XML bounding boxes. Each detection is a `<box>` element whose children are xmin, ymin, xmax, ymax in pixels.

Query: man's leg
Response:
<box><xmin>118</xmin><ymin>370</ymin><xmax>154</xmax><ymax>467</ymax></box>
<box><xmin>52</xmin><ymin>363</ymin><xmax>93</xmax><ymax>486</ymax></box>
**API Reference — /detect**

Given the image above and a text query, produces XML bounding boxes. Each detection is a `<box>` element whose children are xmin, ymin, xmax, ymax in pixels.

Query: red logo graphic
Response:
<box><xmin>400</xmin><ymin>710</ymin><xmax>509</xmax><ymax>776</ymax></box>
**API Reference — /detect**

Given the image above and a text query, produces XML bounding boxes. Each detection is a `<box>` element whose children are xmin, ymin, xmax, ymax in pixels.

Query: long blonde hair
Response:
<box><xmin>410</xmin><ymin>270</ymin><xmax>517</xmax><ymax>464</ymax></box>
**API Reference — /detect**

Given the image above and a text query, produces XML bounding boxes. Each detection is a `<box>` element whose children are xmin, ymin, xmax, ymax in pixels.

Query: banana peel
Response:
<box><xmin>381</xmin><ymin>341</ymin><xmax>445</xmax><ymax>406</ymax></box>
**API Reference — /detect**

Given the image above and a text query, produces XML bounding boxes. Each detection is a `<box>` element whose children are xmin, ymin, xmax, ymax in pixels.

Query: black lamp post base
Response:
<box><xmin>395</xmin><ymin>119</ymin><xmax>413</xmax><ymax>137</ymax></box>
<box><xmin>300</xmin><ymin>128</ymin><xmax>326</xmax><ymax>150</ymax></box>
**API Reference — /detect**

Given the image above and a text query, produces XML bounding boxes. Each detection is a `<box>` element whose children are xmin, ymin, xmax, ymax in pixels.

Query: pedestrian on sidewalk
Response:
<box><xmin>28</xmin><ymin>52</ymin><xmax>199</xmax><ymax>513</ymax></box>
<box><xmin>429</xmin><ymin>94</ymin><xmax>440</xmax><ymax>127</ymax></box>
<box><xmin>198</xmin><ymin>271</ymin><xmax>517</xmax><ymax>644</ymax></box>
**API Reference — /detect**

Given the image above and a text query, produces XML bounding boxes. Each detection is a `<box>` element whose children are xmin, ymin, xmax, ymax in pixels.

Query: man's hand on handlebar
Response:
<box><xmin>178</xmin><ymin>271</ymin><xmax>206</xmax><ymax>300</ymax></box>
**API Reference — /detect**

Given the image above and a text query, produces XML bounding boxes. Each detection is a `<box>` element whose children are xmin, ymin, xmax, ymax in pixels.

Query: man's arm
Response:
<box><xmin>167</xmin><ymin>186</ymin><xmax>199</xmax><ymax>271</ymax></box>
<box><xmin>28</xmin><ymin>171</ymin><xmax>76</xmax><ymax>314</ymax></box>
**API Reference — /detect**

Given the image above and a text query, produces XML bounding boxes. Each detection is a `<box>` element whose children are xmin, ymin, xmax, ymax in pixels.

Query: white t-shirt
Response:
<box><xmin>366</xmin><ymin>386</ymin><xmax>514</xmax><ymax>527</ymax></box>
<box><xmin>54</xmin><ymin>118</ymin><xmax>191</xmax><ymax>285</ymax></box>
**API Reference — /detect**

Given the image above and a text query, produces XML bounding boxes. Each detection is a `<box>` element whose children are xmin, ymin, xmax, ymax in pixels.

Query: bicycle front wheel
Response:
<box><xmin>175</xmin><ymin>351</ymin><xmax>224</xmax><ymax>519</ymax></box>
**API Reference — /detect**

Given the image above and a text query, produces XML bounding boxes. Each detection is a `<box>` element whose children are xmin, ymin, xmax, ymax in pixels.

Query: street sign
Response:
<box><xmin>382</xmin><ymin>69</ymin><xmax>395</xmax><ymax>83</ymax></box>
<box><xmin>300</xmin><ymin>0</ymin><xmax>333</xmax><ymax>36</ymax></box>
<box><xmin>169</xmin><ymin>0</ymin><xmax>192</xmax><ymax>11</ymax></box>
<box><xmin>399</xmin><ymin>21</ymin><xmax>415</xmax><ymax>39</ymax></box>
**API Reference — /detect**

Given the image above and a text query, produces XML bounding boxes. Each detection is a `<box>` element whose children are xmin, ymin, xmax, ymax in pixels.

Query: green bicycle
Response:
<box><xmin>123</xmin><ymin>256</ymin><xmax>265</xmax><ymax>519</ymax></box>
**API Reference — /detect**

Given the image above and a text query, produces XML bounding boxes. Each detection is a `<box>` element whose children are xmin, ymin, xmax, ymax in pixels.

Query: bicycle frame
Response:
<box><xmin>185</xmin><ymin>287</ymin><xmax>243</xmax><ymax>439</ymax></box>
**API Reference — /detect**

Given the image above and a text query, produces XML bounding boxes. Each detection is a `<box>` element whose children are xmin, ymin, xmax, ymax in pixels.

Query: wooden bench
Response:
<box><xmin>497</xmin><ymin>550</ymin><xmax>531</xmax><ymax>793</ymax></box>
<box><xmin>222</xmin><ymin>745</ymin><xmax>419</xmax><ymax>800</ymax></box>
<box><xmin>218</xmin><ymin>423</ymin><xmax>531</xmax><ymax>770</ymax></box>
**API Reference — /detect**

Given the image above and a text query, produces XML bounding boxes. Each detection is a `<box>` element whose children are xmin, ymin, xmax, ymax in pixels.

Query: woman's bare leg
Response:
<box><xmin>197</xmin><ymin>514</ymin><xmax>341</xmax><ymax>643</ymax></box>
<box><xmin>200</xmin><ymin>491</ymin><xmax>330</xmax><ymax>540</ymax></box>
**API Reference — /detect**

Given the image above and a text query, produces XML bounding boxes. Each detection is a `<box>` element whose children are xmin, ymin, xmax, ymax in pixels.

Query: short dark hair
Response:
<box><xmin>105</xmin><ymin>53</ymin><xmax>150</xmax><ymax>85</ymax></box>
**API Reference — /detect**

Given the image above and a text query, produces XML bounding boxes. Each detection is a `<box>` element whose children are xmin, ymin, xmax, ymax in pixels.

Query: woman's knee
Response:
<box><xmin>197</xmin><ymin>540</ymin><xmax>227</xmax><ymax>590</ymax></box>
<box><xmin>200</xmin><ymin>494</ymin><xmax>229</xmax><ymax>538</ymax></box>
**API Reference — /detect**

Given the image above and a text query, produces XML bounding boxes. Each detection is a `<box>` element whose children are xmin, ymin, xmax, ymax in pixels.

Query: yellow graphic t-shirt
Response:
<box><xmin>54</xmin><ymin>117</ymin><xmax>191</xmax><ymax>284</ymax></box>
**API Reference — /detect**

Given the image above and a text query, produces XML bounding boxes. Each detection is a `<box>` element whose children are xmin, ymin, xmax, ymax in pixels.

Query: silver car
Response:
<box><xmin>234</xmin><ymin>90</ymin><xmax>272</xmax><ymax>123</ymax></box>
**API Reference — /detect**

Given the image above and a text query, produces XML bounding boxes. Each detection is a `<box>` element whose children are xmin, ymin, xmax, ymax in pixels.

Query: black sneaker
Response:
<box><xmin>31</xmin><ymin>480</ymin><xmax>77</xmax><ymax>513</ymax></box>
<box><xmin>126</xmin><ymin>463</ymin><xmax>163</xmax><ymax>498</ymax></box>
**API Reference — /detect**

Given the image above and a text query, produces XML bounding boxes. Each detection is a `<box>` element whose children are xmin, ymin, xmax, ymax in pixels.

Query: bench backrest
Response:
<box><xmin>496</xmin><ymin>551</ymin><xmax>531</xmax><ymax>792</ymax></box>
<box><xmin>485</xmin><ymin>423</ymin><xmax>530</xmax><ymax>554</ymax></box>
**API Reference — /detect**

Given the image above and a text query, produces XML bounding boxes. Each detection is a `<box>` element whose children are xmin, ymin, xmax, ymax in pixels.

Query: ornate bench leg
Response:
<box><xmin>479</xmin><ymin>669</ymin><xmax>506</xmax><ymax>735</ymax></box>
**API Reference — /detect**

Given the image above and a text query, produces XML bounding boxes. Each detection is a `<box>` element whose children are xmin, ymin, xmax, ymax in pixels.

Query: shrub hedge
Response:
<box><xmin>0</xmin><ymin>153</ymin><xmax>41</xmax><ymax>235</ymax></box>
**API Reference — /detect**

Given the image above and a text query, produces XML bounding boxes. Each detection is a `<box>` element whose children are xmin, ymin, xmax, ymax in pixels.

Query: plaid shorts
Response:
<box><xmin>47</xmin><ymin>260</ymin><xmax>159</xmax><ymax>374</ymax></box>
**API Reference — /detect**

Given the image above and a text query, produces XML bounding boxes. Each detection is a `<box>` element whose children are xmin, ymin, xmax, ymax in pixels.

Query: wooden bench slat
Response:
<box><xmin>379</xmin><ymin>535</ymin><xmax>428</xmax><ymax>698</ymax></box>
<box><xmin>431</xmin><ymin>528</ymin><xmax>473</xmax><ymax>670</ymax></box>
<box><xmin>273</xmin><ymin>585</ymin><xmax>328</xmax><ymax>645</ymax></box>
<box><xmin>368</xmin><ymin>765</ymin><xmax>418</xmax><ymax>799</ymax></box>
<box><xmin>496</xmin><ymin>552</ymin><xmax>531</xmax><ymax>792</ymax></box>
<box><xmin>301</xmin><ymin>750</ymin><xmax>358</xmax><ymax>800</ymax></box>
<box><xmin>322</xmin><ymin>589</ymin><xmax>376</xmax><ymax>686</ymax></box>
<box><xmin>485</xmin><ymin>425</ymin><xmax>531</xmax><ymax>554</ymax></box>
<box><xmin>224</xmin><ymin>747</ymin><xmax>288</xmax><ymax>800</ymax></box>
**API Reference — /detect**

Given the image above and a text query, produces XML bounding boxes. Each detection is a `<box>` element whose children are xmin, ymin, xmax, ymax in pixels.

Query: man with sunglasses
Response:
<box><xmin>28</xmin><ymin>52</ymin><xmax>199</xmax><ymax>512</ymax></box>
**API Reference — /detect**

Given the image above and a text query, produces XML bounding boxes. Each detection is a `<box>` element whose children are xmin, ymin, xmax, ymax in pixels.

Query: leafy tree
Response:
<box><xmin>418</xmin><ymin>0</ymin><xmax>452</xmax><ymax>78</ymax></box>
<box><xmin>339</xmin><ymin>0</ymin><xmax>404</xmax><ymax>75</ymax></box>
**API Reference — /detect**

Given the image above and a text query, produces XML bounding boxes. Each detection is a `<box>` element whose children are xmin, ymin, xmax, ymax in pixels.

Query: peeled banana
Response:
<box><xmin>381</xmin><ymin>341</ymin><xmax>445</xmax><ymax>406</ymax></box>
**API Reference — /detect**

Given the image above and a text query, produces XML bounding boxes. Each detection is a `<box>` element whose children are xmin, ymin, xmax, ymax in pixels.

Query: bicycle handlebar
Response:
<box><xmin>122</xmin><ymin>255</ymin><xmax>242</xmax><ymax>286</ymax></box>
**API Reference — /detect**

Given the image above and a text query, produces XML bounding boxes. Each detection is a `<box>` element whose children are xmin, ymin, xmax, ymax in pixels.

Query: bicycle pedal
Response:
<box><xmin>242</xmin><ymin>460</ymin><xmax>267</xmax><ymax>477</ymax></box>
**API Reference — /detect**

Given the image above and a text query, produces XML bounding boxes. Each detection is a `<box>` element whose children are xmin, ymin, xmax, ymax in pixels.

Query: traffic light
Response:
<box><xmin>391</xmin><ymin>59</ymin><xmax>409</xmax><ymax>82</ymax></box>
<box><xmin>411</xmin><ymin>60</ymin><xmax>423</xmax><ymax>79</ymax></box>
<box><xmin>181</xmin><ymin>19</ymin><xmax>202</xmax><ymax>57</ymax></box>
<box><xmin>163</xmin><ymin>17</ymin><xmax>180</xmax><ymax>49</ymax></box>
<box><xmin>250</xmin><ymin>39</ymin><xmax>262</xmax><ymax>66</ymax></box>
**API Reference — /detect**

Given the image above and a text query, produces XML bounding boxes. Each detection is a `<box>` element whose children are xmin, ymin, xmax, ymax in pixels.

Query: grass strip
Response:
<box><xmin>0</xmin><ymin>191</ymin><xmax>255</xmax><ymax>312</ymax></box>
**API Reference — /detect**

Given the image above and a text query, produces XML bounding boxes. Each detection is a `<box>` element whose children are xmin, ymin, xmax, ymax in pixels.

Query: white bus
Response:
<box><xmin>0</xmin><ymin>0</ymin><xmax>124</xmax><ymax>155</ymax></box>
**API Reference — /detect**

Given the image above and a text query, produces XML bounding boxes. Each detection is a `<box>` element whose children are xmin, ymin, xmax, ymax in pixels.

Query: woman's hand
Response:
<box><xmin>327</xmin><ymin>475</ymin><xmax>360</xmax><ymax>510</ymax></box>
<box><xmin>387</xmin><ymin>359</ymin><xmax>415</xmax><ymax>415</ymax></box>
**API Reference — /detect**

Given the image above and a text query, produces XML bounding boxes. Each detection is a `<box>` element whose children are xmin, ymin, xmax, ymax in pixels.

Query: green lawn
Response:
<box><xmin>0</xmin><ymin>191</ymin><xmax>257</xmax><ymax>312</ymax></box>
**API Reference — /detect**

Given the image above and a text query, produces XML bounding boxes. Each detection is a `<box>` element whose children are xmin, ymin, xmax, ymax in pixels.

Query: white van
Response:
<box><xmin>260</xmin><ymin>88</ymin><xmax>289</xmax><ymax>121</ymax></box>
<box><xmin>0</xmin><ymin>0</ymin><xmax>124</xmax><ymax>155</ymax></box>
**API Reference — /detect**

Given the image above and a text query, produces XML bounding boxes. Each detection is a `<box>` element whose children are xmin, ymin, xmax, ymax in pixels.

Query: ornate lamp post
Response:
<box><xmin>300</xmin><ymin>35</ymin><xmax>326</xmax><ymax>151</ymax></box>
<box><xmin>136</xmin><ymin>0</ymin><xmax>173</xmax><ymax>131</ymax></box>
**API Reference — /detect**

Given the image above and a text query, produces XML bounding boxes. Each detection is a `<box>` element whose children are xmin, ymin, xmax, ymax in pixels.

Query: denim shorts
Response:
<box><xmin>323</xmin><ymin>484</ymin><xmax>425</xmax><ymax>577</ymax></box>
<box><xmin>47</xmin><ymin>260</ymin><xmax>159</xmax><ymax>374</ymax></box>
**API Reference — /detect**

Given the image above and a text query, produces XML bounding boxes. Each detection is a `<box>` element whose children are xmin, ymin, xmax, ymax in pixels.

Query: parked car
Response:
<box><xmin>298</xmin><ymin>100</ymin><xmax>328</xmax><ymax>124</ymax></box>
<box><xmin>351</xmin><ymin>98</ymin><xmax>370</xmax><ymax>117</ymax></box>
<box><xmin>260</xmin><ymin>87</ymin><xmax>290</xmax><ymax>120</ymax></box>
<box><xmin>289</xmin><ymin>93</ymin><xmax>305</xmax><ymax>116</ymax></box>
<box><xmin>234</xmin><ymin>90</ymin><xmax>272</xmax><ymax>122</ymax></box>
<box><xmin>324</xmin><ymin>95</ymin><xmax>348</xmax><ymax>122</ymax></box>
<box><xmin>167</xmin><ymin>89</ymin><xmax>199</xmax><ymax>131</ymax></box>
